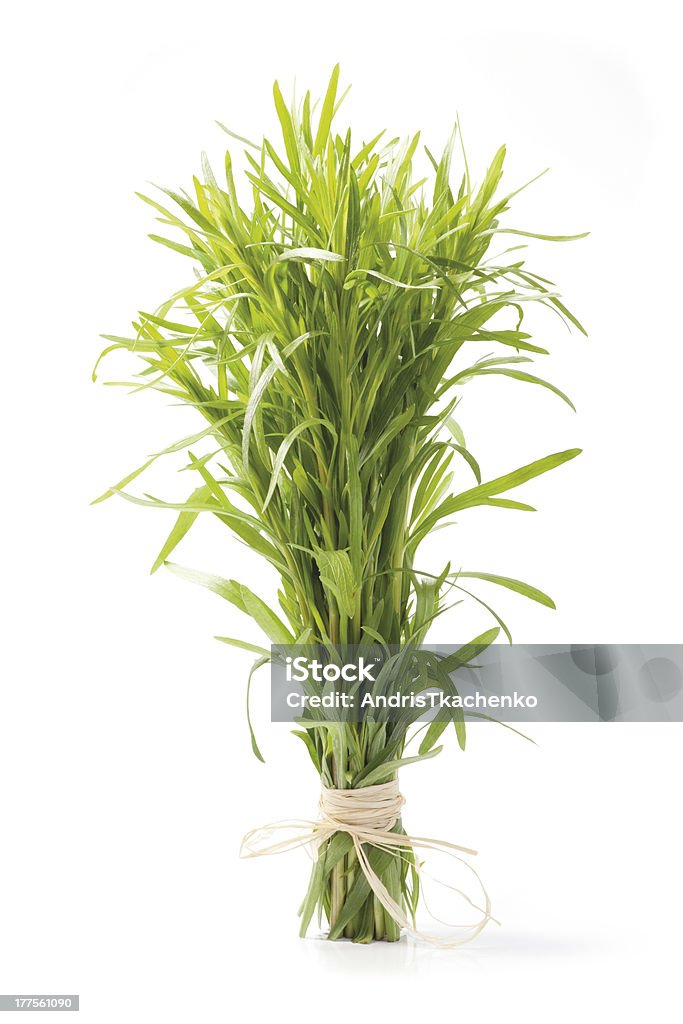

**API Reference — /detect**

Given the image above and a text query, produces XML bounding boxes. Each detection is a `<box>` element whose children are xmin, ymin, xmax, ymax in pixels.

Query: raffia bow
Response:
<box><xmin>240</xmin><ymin>779</ymin><xmax>495</xmax><ymax>948</ymax></box>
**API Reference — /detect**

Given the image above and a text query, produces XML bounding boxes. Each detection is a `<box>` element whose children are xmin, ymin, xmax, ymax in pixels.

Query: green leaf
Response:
<box><xmin>344</xmin><ymin>268</ymin><xmax>435</xmax><ymax>291</ymax></box>
<box><xmin>440</xmin><ymin>627</ymin><xmax>500</xmax><ymax>673</ymax></box>
<box><xmin>457</xmin><ymin>571</ymin><xmax>556</xmax><ymax>609</ymax></box>
<box><xmin>246</xmin><ymin>656</ymin><xmax>269</xmax><ymax>762</ymax></box>
<box><xmin>464</xmin><ymin>367</ymin><xmax>576</xmax><ymax>410</ymax></box>
<box><xmin>91</xmin><ymin>457</ymin><xmax>155</xmax><ymax>504</ymax></box>
<box><xmin>418</xmin><ymin>719</ymin><xmax>448</xmax><ymax>755</ymax></box>
<box><xmin>262</xmin><ymin>418</ymin><xmax>336</xmax><ymax>511</ymax></box>
<box><xmin>214</xmin><ymin>636</ymin><xmax>272</xmax><ymax>657</ymax></box>
<box><xmin>242</xmin><ymin>332</ymin><xmax>311</xmax><ymax>469</ymax></box>
<box><xmin>165</xmin><ymin>563</ymin><xmax>294</xmax><ymax>643</ymax></box>
<box><xmin>313</xmin><ymin>548</ymin><xmax>358</xmax><ymax>619</ymax></box>
<box><xmin>272</xmin><ymin>79</ymin><xmax>300</xmax><ymax>173</ymax></box>
<box><xmin>451</xmin><ymin>449</ymin><xmax>582</xmax><ymax>512</ymax></box>
<box><xmin>214</xmin><ymin>121</ymin><xmax>260</xmax><ymax>150</ymax></box>
<box><xmin>240</xmin><ymin>586</ymin><xmax>295</xmax><ymax>644</ymax></box>
<box><xmin>150</xmin><ymin>484</ymin><xmax>212</xmax><ymax>573</ymax></box>
<box><xmin>313</xmin><ymin>64</ymin><xmax>340</xmax><ymax>156</ymax></box>
<box><xmin>272</xmin><ymin>247</ymin><xmax>345</xmax><ymax>265</ymax></box>
<box><xmin>292</xmin><ymin>729</ymin><xmax>322</xmax><ymax>772</ymax></box>
<box><xmin>357</xmin><ymin>746</ymin><xmax>443</xmax><ymax>787</ymax></box>
<box><xmin>493</xmin><ymin>227</ymin><xmax>590</xmax><ymax>242</ymax></box>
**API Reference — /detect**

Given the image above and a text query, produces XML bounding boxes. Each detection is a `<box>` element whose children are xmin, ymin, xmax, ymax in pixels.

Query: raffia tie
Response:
<box><xmin>240</xmin><ymin>779</ymin><xmax>494</xmax><ymax>948</ymax></box>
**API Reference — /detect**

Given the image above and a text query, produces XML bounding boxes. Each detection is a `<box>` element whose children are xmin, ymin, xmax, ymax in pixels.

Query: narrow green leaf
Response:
<box><xmin>452</xmin><ymin>449</ymin><xmax>582</xmax><ymax>511</ymax></box>
<box><xmin>247</xmin><ymin>655</ymin><xmax>269</xmax><ymax>762</ymax></box>
<box><xmin>91</xmin><ymin>457</ymin><xmax>155</xmax><ymax>504</ymax></box>
<box><xmin>214</xmin><ymin>636</ymin><xmax>272</xmax><ymax>657</ymax></box>
<box><xmin>457</xmin><ymin>571</ymin><xmax>556</xmax><ymax>609</ymax></box>
<box><xmin>263</xmin><ymin>418</ymin><xmax>337</xmax><ymax>512</ymax></box>
<box><xmin>313</xmin><ymin>548</ymin><xmax>358</xmax><ymax>619</ymax></box>
<box><xmin>165</xmin><ymin>562</ymin><xmax>294</xmax><ymax>643</ymax></box>
<box><xmin>150</xmin><ymin>484</ymin><xmax>212</xmax><ymax>573</ymax></box>
<box><xmin>467</xmin><ymin>367</ymin><xmax>576</xmax><ymax>410</ymax></box>
<box><xmin>272</xmin><ymin>247</ymin><xmax>345</xmax><ymax>264</ymax></box>
<box><xmin>313</xmin><ymin>64</ymin><xmax>340</xmax><ymax>156</ymax></box>
<box><xmin>418</xmin><ymin>719</ymin><xmax>448</xmax><ymax>755</ymax></box>
<box><xmin>358</xmin><ymin>746</ymin><xmax>443</xmax><ymax>787</ymax></box>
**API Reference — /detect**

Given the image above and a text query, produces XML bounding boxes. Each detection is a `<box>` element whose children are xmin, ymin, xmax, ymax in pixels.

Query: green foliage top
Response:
<box><xmin>95</xmin><ymin>66</ymin><xmax>584</xmax><ymax>768</ymax></box>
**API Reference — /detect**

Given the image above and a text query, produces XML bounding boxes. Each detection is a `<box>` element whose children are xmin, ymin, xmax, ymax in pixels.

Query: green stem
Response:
<box><xmin>329</xmin><ymin>751</ymin><xmax>346</xmax><ymax>929</ymax></box>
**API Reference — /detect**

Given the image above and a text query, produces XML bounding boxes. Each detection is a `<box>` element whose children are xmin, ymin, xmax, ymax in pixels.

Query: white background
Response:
<box><xmin>1</xmin><ymin>1</ymin><xmax>681</xmax><ymax>1021</ymax></box>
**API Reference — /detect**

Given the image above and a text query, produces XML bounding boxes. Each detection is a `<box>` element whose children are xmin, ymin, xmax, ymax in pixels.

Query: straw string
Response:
<box><xmin>240</xmin><ymin>779</ymin><xmax>494</xmax><ymax>948</ymax></box>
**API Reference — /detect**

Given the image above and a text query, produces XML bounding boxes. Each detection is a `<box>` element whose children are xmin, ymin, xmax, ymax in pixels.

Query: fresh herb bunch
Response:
<box><xmin>95</xmin><ymin>66</ymin><xmax>584</xmax><ymax>942</ymax></box>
